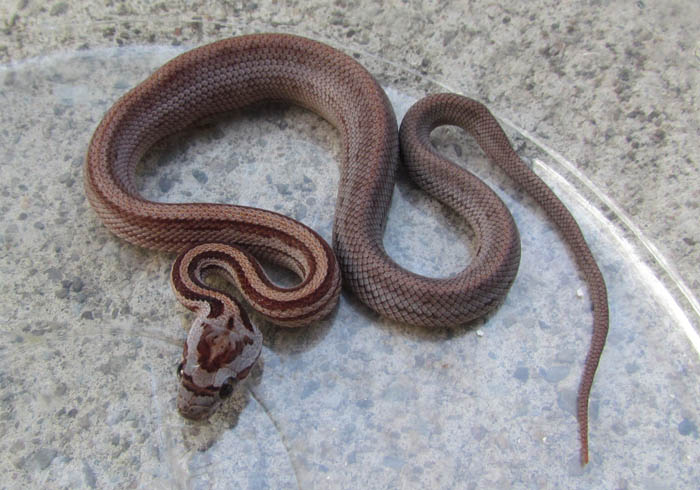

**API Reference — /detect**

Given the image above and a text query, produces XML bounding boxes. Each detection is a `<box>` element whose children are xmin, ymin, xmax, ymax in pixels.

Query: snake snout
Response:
<box><xmin>176</xmin><ymin>382</ymin><xmax>220</xmax><ymax>420</ymax></box>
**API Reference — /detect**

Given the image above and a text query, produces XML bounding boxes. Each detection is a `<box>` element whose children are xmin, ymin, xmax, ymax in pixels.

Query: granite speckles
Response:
<box><xmin>0</xmin><ymin>3</ymin><xmax>699</xmax><ymax>489</ymax></box>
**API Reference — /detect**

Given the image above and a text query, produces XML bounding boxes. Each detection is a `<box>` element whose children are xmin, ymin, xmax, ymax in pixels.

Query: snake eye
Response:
<box><xmin>219</xmin><ymin>380</ymin><xmax>235</xmax><ymax>399</ymax></box>
<box><xmin>176</xmin><ymin>362</ymin><xmax>184</xmax><ymax>379</ymax></box>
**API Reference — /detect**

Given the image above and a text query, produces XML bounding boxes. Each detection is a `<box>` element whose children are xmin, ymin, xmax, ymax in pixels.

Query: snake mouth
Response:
<box><xmin>178</xmin><ymin>402</ymin><xmax>215</xmax><ymax>421</ymax></box>
<box><xmin>177</xmin><ymin>385</ymin><xmax>219</xmax><ymax>420</ymax></box>
<box><xmin>176</xmin><ymin>382</ymin><xmax>220</xmax><ymax>420</ymax></box>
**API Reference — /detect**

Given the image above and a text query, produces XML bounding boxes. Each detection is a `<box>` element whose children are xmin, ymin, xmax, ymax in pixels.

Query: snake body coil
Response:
<box><xmin>84</xmin><ymin>33</ymin><xmax>608</xmax><ymax>464</ymax></box>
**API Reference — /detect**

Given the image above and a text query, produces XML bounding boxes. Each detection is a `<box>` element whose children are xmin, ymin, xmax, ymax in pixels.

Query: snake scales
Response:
<box><xmin>84</xmin><ymin>33</ymin><xmax>608</xmax><ymax>464</ymax></box>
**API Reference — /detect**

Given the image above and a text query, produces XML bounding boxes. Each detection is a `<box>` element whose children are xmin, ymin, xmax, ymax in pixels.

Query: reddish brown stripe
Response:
<box><xmin>174</xmin><ymin>244</ymin><xmax>338</xmax><ymax>324</ymax></box>
<box><xmin>190</xmin><ymin>249</ymin><xmax>336</xmax><ymax>313</ymax></box>
<box><xmin>171</xmin><ymin>249</ymin><xmax>226</xmax><ymax>318</ymax></box>
<box><xmin>226</xmin><ymin>304</ymin><xmax>256</xmax><ymax>333</ymax></box>
<box><xmin>85</xmin><ymin>34</ymin><xmax>607</xmax><ymax>463</ymax></box>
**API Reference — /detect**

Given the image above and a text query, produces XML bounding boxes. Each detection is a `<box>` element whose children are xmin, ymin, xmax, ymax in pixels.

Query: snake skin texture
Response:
<box><xmin>84</xmin><ymin>33</ymin><xmax>608</xmax><ymax>464</ymax></box>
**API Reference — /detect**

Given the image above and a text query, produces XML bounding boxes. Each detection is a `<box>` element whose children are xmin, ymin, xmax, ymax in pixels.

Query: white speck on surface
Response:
<box><xmin>2</xmin><ymin>3</ymin><xmax>700</xmax><ymax>486</ymax></box>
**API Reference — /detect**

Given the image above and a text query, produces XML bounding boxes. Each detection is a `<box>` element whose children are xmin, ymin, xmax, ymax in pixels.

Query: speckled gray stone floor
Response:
<box><xmin>1</xmin><ymin>2</ymin><xmax>698</xmax><ymax>489</ymax></box>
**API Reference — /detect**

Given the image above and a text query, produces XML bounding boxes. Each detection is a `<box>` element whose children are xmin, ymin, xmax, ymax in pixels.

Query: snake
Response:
<box><xmin>84</xmin><ymin>33</ymin><xmax>608</xmax><ymax>464</ymax></box>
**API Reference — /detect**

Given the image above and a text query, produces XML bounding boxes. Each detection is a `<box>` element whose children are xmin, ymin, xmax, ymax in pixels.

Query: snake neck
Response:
<box><xmin>171</xmin><ymin>244</ymin><xmax>264</xmax><ymax>419</ymax></box>
<box><xmin>176</xmin><ymin>308</ymin><xmax>262</xmax><ymax>419</ymax></box>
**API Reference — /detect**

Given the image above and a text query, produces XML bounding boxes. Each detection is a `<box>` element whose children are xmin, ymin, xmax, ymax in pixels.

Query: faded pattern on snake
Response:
<box><xmin>84</xmin><ymin>34</ymin><xmax>608</xmax><ymax>464</ymax></box>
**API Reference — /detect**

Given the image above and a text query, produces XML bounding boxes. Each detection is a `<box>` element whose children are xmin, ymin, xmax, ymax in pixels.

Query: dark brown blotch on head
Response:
<box><xmin>196</xmin><ymin>324</ymin><xmax>255</xmax><ymax>372</ymax></box>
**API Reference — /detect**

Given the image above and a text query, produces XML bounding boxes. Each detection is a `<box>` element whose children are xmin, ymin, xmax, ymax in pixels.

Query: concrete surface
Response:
<box><xmin>1</xmin><ymin>1</ymin><xmax>698</xmax><ymax>489</ymax></box>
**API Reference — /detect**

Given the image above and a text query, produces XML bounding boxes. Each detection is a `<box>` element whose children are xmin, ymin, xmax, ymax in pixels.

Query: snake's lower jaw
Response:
<box><xmin>176</xmin><ymin>385</ymin><xmax>219</xmax><ymax>420</ymax></box>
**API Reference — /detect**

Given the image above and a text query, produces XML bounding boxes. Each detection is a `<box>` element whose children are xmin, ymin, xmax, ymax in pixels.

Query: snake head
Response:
<box><xmin>176</xmin><ymin>313</ymin><xmax>262</xmax><ymax>420</ymax></box>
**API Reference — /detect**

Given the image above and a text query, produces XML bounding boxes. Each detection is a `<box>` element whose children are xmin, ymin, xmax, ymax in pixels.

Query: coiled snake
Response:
<box><xmin>84</xmin><ymin>33</ymin><xmax>608</xmax><ymax>464</ymax></box>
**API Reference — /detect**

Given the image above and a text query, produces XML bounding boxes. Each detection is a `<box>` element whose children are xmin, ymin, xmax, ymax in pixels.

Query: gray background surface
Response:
<box><xmin>2</xmin><ymin>1</ymin><xmax>698</xmax><ymax>315</ymax></box>
<box><xmin>1</xmin><ymin>1</ymin><xmax>698</xmax><ymax>489</ymax></box>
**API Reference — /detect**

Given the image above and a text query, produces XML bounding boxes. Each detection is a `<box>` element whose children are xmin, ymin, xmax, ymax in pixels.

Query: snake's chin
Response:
<box><xmin>178</xmin><ymin>406</ymin><xmax>212</xmax><ymax>421</ymax></box>
<box><xmin>176</xmin><ymin>384</ymin><xmax>219</xmax><ymax>420</ymax></box>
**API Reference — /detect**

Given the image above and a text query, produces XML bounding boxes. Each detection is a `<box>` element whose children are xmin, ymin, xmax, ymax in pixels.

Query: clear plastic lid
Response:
<box><xmin>1</xmin><ymin>44</ymin><xmax>698</xmax><ymax>489</ymax></box>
